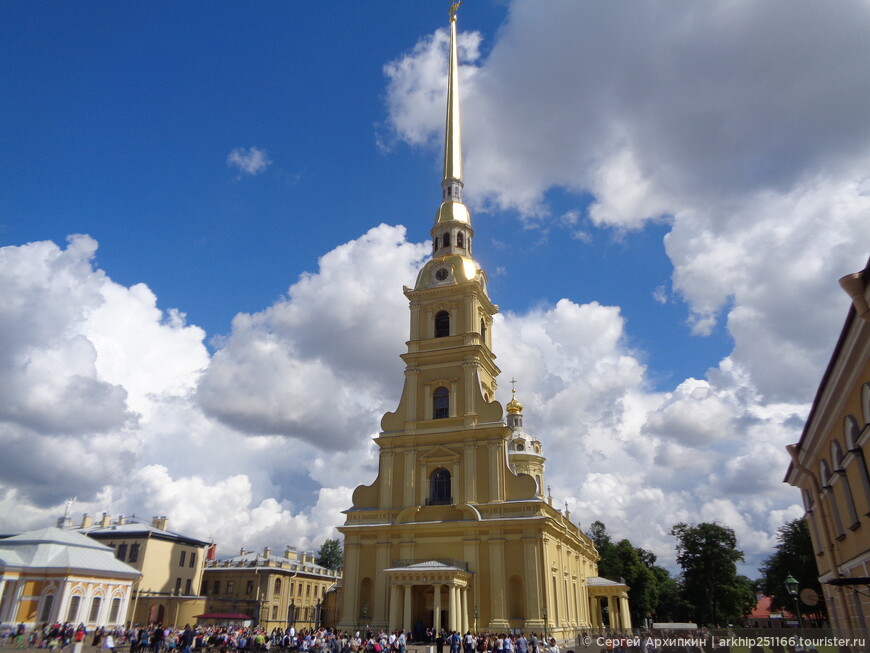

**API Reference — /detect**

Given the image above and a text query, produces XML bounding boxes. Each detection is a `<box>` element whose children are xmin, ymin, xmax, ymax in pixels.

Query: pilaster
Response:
<box><xmin>463</xmin><ymin>445</ymin><xmax>477</xmax><ymax>502</ymax></box>
<box><xmin>404</xmin><ymin>450</ymin><xmax>417</xmax><ymax>507</ymax></box>
<box><xmin>374</xmin><ymin>542</ymin><xmax>390</xmax><ymax>627</ymax></box>
<box><xmin>487</xmin><ymin>538</ymin><xmax>509</xmax><ymax>630</ymax></box>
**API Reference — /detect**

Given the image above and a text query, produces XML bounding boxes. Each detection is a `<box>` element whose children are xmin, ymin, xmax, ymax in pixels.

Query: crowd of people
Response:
<box><xmin>0</xmin><ymin>625</ymin><xmax>579</xmax><ymax>653</ymax></box>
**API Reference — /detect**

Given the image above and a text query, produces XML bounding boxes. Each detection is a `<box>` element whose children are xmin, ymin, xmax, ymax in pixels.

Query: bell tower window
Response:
<box><xmin>433</xmin><ymin>387</ymin><xmax>449</xmax><ymax>419</ymax></box>
<box><xmin>457</xmin><ymin>232</ymin><xmax>464</xmax><ymax>248</ymax></box>
<box><xmin>434</xmin><ymin>311</ymin><xmax>450</xmax><ymax>338</ymax></box>
<box><xmin>429</xmin><ymin>468</ymin><xmax>452</xmax><ymax>505</ymax></box>
<box><xmin>442</xmin><ymin>233</ymin><xmax>451</xmax><ymax>248</ymax></box>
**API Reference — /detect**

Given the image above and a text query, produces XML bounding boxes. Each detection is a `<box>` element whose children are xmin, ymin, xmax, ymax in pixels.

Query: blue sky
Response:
<box><xmin>1</xmin><ymin>0</ymin><xmax>868</xmax><ymax>573</ymax></box>
<box><xmin>1</xmin><ymin>1</ymin><xmax>730</xmax><ymax>385</ymax></box>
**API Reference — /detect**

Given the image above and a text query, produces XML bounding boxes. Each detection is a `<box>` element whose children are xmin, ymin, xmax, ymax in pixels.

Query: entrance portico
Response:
<box><xmin>384</xmin><ymin>560</ymin><xmax>473</xmax><ymax>633</ymax></box>
<box><xmin>587</xmin><ymin>577</ymin><xmax>631</xmax><ymax>630</ymax></box>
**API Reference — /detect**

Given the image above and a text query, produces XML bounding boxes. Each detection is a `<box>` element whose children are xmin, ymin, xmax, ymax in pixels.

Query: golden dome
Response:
<box><xmin>506</xmin><ymin>397</ymin><xmax>523</xmax><ymax>414</ymax></box>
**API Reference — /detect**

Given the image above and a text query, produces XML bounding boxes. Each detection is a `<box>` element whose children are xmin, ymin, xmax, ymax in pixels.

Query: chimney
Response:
<box><xmin>56</xmin><ymin>515</ymin><xmax>72</xmax><ymax>529</ymax></box>
<box><xmin>263</xmin><ymin>546</ymin><xmax>270</xmax><ymax>559</ymax></box>
<box><xmin>117</xmin><ymin>515</ymin><xmax>126</xmax><ymax>525</ymax></box>
<box><xmin>284</xmin><ymin>545</ymin><xmax>295</xmax><ymax>559</ymax></box>
<box><xmin>207</xmin><ymin>543</ymin><xmax>216</xmax><ymax>561</ymax></box>
<box><xmin>81</xmin><ymin>514</ymin><xmax>94</xmax><ymax>529</ymax></box>
<box><xmin>151</xmin><ymin>516</ymin><xmax>168</xmax><ymax>530</ymax></box>
<box><xmin>240</xmin><ymin>547</ymin><xmax>246</xmax><ymax>556</ymax></box>
<box><xmin>100</xmin><ymin>512</ymin><xmax>111</xmax><ymax>527</ymax></box>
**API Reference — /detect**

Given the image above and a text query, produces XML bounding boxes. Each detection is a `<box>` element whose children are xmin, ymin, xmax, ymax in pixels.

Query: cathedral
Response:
<box><xmin>338</xmin><ymin>6</ymin><xmax>630</xmax><ymax>637</ymax></box>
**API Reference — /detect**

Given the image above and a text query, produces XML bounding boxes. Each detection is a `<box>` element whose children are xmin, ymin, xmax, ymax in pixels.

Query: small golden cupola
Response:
<box><xmin>506</xmin><ymin>380</ymin><xmax>546</xmax><ymax>498</ymax></box>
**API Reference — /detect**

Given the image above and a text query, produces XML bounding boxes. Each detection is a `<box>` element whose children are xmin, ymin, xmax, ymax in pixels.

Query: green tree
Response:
<box><xmin>587</xmin><ymin>521</ymin><xmax>620</xmax><ymax>580</ymax></box>
<box><xmin>759</xmin><ymin>519</ymin><xmax>827</xmax><ymax>622</ymax></box>
<box><xmin>651</xmin><ymin>566</ymin><xmax>691</xmax><ymax>623</ymax></box>
<box><xmin>671</xmin><ymin>522</ymin><xmax>755</xmax><ymax>626</ymax></box>
<box><xmin>613</xmin><ymin>539</ymin><xmax>658</xmax><ymax>626</ymax></box>
<box><xmin>316</xmin><ymin>538</ymin><xmax>343</xmax><ymax>571</ymax></box>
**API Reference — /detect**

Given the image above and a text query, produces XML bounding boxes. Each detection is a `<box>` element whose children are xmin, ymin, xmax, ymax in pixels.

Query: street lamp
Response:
<box><xmin>362</xmin><ymin>603</ymin><xmax>368</xmax><ymax>637</ymax></box>
<box><xmin>542</xmin><ymin>605</ymin><xmax>547</xmax><ymax>641</ymax></box>
<box><xmin>784</xmin><ymin>573</ymin><xmax>804</xmax><ymax>630</ymax></box>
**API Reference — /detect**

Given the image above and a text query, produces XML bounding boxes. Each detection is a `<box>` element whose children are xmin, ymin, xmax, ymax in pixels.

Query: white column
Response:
<box><xmin>433</xmin><ymin>584</ymin><xmax>442</xmax><ymax>633</ymax></box>
<box><xmin>448</xmin><ymin>585</ymin><xmax>457</xmax><ymax>631</ymax></box>
<box><xmin>389</xmin><ymin>585</ymin><xmax>400</xmax><ymax>632</ymax></box>
<box><xmin>56</xmin><ymin>581</ymin><xmax>71</xmax><ymax>624</ymax></box>
<box><xmin>403</xmin><ymin>585</ymin><xmax>412</xmax><ymax>633</ymax></box>
<box><xmin>1</xmin><ymin>581</ymin><xmax>19</xmax><ymax>624</ymax></box>
<box><xmin>0</xmin><ymin>579</ymin><xmax>7</xmax><ymax>623</ymax></box>
<box><xmin>460</xmin><ymin>586</ymin><xmax>468</xmax><ymax>633</ymax></box>
<box><xmin>620</xmin><ymin>596</ymin><xmax>631</xmax><ymax>629</ymax></box>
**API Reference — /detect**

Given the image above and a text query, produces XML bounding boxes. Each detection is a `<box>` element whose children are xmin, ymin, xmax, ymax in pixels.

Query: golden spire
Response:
<box><xmin>444</xmin><ymin>2</ymin><xmax>463</xmax><ymax>184</ymax></box>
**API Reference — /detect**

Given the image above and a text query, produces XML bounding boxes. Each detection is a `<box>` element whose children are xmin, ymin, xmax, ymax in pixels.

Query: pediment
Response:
<box><xmin>418</xmin><ymin>445</ymin><xmax>461</xmax><ymax>462</ymax></box>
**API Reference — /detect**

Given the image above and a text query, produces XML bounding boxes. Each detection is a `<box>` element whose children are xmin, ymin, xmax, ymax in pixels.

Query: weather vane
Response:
<box><xmin>450</xmin><ymin>1</ymin><xmax>463</xmax><ymax>18</ymax></box>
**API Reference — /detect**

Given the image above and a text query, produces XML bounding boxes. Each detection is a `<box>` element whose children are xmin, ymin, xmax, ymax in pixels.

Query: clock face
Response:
<box><xmin>435</xmin><ymin>268</ymin><xmax>449</xmax><ymax>281</ymax></box>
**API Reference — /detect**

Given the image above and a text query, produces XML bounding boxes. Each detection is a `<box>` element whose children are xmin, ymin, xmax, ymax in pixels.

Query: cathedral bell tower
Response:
<box><xmin>338</xmin><ymin>4</ymin><xmax>604</xmax><ymax>636</ymax></box>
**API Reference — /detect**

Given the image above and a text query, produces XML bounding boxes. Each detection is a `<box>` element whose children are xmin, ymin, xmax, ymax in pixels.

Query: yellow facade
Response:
<box><xmin>78</xmin><ymin>514</ymin><xmax>209</xmax><ymax>626</ymax></box>
<box><xmin>202</xmin><ymin>547</ymin><xmax>340</xmax><ymax>632</ymax></box>
<box><xmin>338</xmin><ymin>8</ymin><xmax>627</xmax><ymax>639</ymax></box>
<box><xmin>786</xmin><ymin>259</ymin><xmax>870</xmax><ymax>637</ymax></box>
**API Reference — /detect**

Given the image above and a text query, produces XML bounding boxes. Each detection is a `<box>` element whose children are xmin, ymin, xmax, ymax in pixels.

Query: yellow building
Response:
<box><xmin>0</xmin><ymin>527</ymin><xmax>139</xmax><ymax>629</ymax></box>
<box><xmin>201</xmin><ymin>547</ymin><xmax>340</xmax><ymax>632</ymax></box>
<box><xmin>338</xmin><ymin>7</ymin><xmax>628</xmax><ymax>638</ymax></box>
<box><xmin>786</xmin><ymin>258</ymin><xmax>870</xmax><ymax>637</ymax></box>
<box><xmin>77</xmin><ymin>514</ymin><xmax>210</xmax><ymax>626</ymax></box>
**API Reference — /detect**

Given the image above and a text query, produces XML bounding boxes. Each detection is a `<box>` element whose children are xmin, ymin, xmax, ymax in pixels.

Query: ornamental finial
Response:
<box><xmin>450</xmin><ymin>1</ymin><xmax>463</xmax><ymax>19</ymax></box>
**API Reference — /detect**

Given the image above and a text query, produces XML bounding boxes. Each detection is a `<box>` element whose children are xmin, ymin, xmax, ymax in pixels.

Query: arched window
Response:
<box><xmin>39</xmin><ymin>592</ymin><xmax>55</xmax><ymax>623</ymax></box>
<box><xmin>457</xmin><ymin>232</ymin><xmax>464</xmax><ymax>248</ymax></box>
<box><xmin>274</xmin><ymin>578</ymin><xmax>282</xmax><ymax>596</ymax></box>
<box><xmin>433</xmin><ymin>387</ymin><xmax>449</xmax><ymax>419</ymax></box>
<box><xmin>442</xmin><ymin>233</ymin><xmax>451</xmax><ymax>248</ymax></box>
<box><xmin>480</xmin><ymin>319</ymin><xmax>486</xmax><ymax>343</ymax></box>
<box><xmin>108</xmin><ymin>597</ymin><xmax>122</xmax><ymax>624</ymax></box>
<box><xmin>433</xmin><ymin>237</ymin><xmax>438</xmax><ymax>254</ymax></box>
<box><xmin>820</xmin><ymin>459</ymin><xmax>832</xmax><ymax>486</ymax></box>
<box><xmin>430</xmin><ymin>468</ymin><xmax>451</xmax><ymax>505</ymax></box>
<box><xmin>434</xmin><ymin>311</ymin><xmax>450</xmax><ymax>338</ymax></box>
<box><xmin>66</xmin><ymin>595</ymin><xmax>82</xmax><ymax>623</ymax></box>
<box><xmin>846</xmin><ymin>415</ymin><xmax>861</xmax><ymax>449</ymax></box>
<box><xmin>832</xmin><ymin>440</ymin><xmax>845</xmax><ymax>469</ymax></box>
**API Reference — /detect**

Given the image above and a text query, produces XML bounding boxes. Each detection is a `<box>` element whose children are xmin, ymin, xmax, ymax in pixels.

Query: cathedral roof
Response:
<box><xmin>0</xmin><ymin>526</ymin><xmax>140</xmax><ymax>576</ymax></box>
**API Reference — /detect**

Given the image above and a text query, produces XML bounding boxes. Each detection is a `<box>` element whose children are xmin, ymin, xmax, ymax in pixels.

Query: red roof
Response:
<box><xmin>747</xmin><ymin>595</ymin><xmax>793</xmax><ymax>619</ymax></box>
